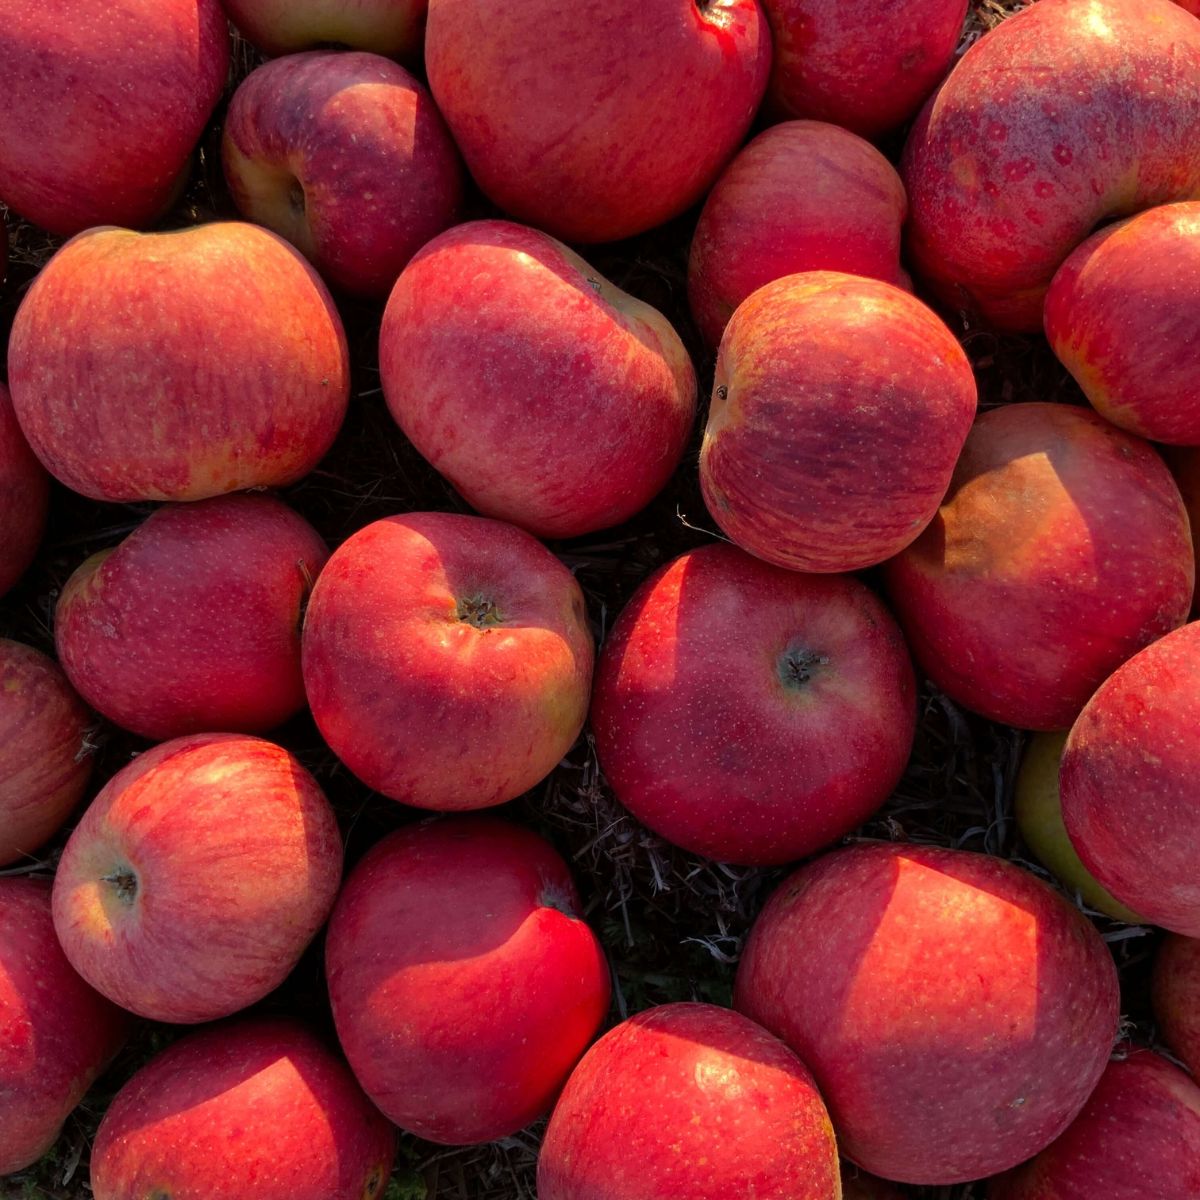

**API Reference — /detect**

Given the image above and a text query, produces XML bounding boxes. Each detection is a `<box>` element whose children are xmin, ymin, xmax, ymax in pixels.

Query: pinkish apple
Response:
<box><xmin>1153</xmin><ymin>935</ymin><xmax>1200</xmax><ymax>1078</ymax></box>
<box><xmin>222</xmin><ymin>0</ymin><xmax>426</xmax><ymax>58</ymax></box>
<box><xmin>0</xmin><ymin>381</ymin><xmax>48</xmax><ymax>598</ymax></box>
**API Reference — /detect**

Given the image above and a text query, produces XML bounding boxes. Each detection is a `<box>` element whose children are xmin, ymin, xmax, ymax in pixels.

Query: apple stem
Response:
<box><xmin>100</xmin><ymin>868</ymin><xmax>139</xmax><ymax>905</ymax></box>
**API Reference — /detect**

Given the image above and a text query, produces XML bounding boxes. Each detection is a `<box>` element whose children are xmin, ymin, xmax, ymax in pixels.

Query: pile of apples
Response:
<box><xmin>3</xmin><ymin>0</ymin><xmax>1200</xmax><ymax>1196</ymax></box>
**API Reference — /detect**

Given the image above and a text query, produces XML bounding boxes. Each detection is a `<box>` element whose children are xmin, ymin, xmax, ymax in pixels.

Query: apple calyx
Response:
<box><xmin>456</xmin><ymin>594</ymin><xmax>504</xmax><ymax>629</ymax></box>
<box><xmin>778</xmin><ymin>647</ymin><xmax>831</xmax><ymax>690</ymax></box>
<box><xmin>100</xmin><ymin>866</ymin><xmax>139</xmax><ymax>906</ymax></box>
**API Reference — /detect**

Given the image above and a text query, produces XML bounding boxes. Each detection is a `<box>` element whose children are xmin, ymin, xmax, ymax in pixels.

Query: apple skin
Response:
<box><xmin>0</xmin><ymin>381</ymin><xmax>49</xmax><ymax>599</ymax></box>
<box><xmin>0</xmin><ymin>877</ymin><xmax>130</xmax><ymax>1176</ymax></box>
<box><xmin>841</xmin><ymin>1166</ymin><xmax>903</xmax><ymax>1200</ymax></box>
<box><xmin>425</xmin><ymin>0</ymin><xmax>770</xmax><ymax>243</ymax></box>
<box><xmin>55</xmin><ymin>495</ymin><xmax>329</xmax><ymax>742</ymax></box>
<box><xmin>52</xmin><ymin>733</ymin><xmax>343</xmax><ymax>1024</ymax></box>
<box><xmin>223</xmin><ymin>51</ymin><xmax>463</xmax><ymax>299</ymax></box>
<box><xmin>988</xmin><ymin>1051</ymin><xmax>1200</xmax><ymax>1200</ymax></box>
<box><xmin>762</xmin><ymin>0</ymin><xmax>967</xmax><ymax>137</ymax></box>
<box><xmin>90</xmin><ymin>1018</ymin><xmax>396</xmax><ymax>1200</ymax></box>
<box><xmin>903</xmin><ymin>0</ymin><xmax>1200</xmax><ymax>332</ymax></box>
<box><xmin>380</xmin><ymin>221</ymin><xmax>697</xmax><ymax>538</ymax></box>
<box><xmin>222</xmin><ymin>0</ymin><xmax>427</xmax><ymax>58</ymax></box>
<box><xmin>701</xmin><ymin>271</ymin><xmax>976</xmax><ymax>574</ymax></box>
<box><xmin>1061</xmin><ymin>622</ymin><xmax>1200</xmax><ymax>937</ymax></box>
<box><xmin>883</xmin><ymin>403</ymin><xmax>1194</xmax><ymax>731</ymax></box>
<box><xmin>0</xmin><ymin>0</ymin><xmax>228</xmax><ymax>237</ymax></box>
<box><xmin>0</xmin><ymin>640</ymin><xmax>93</xmax><ymax>867</ymax></box>
<box><xmin>688</xmin><ymin>121</ymin><xmax>909</xmax><ymax>348</ymax></box>
<box><xmin>592</xmin><ymin>543</ymin><xmax>915</xmax><ymax>866</ymax></box>
<box><xmin>326</xmin><ymin>817</ymin><xmax>610</xmax><ymax>1144</ymax></box>
<box><xmin>1153</xmin><ymin>935</ymin><xmax>1200</xmax><ymax>1077</ymax></box>
<box><xmin>7</xmin><ymin>222</ymin><xmax>350</xmax><ymax>503</ymax></box>
<box><xmin>734</xmin><ymin>842</ymin><xmax>1120</xmax><ymax>1185</ymax></box>
<box><xmin>302</xmin><ymin>511</ymin><xmax>594</xmax><ymax>810</ymax></box>
<box><xmin>538</xmin><ymin>1003</ymin><xmax>840</xmax><ymax>1200</ymax></box>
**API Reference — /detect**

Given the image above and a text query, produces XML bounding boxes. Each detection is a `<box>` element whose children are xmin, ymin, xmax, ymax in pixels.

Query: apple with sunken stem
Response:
<box><xmin>538</xmin><ymin>1003</ymin><xmax>839</xmax><ymax>1200</ymax></box>
<box><xmin>55</xmin><ymin>494</ymin><xmax>328</xmax><ymax>741</ymax></box>
<box><xmin>0</xmin><ymin>877</ymin><xmax>130</xmax><ymax>1175</ymax></box>
<box><xmin>701</xmin><ymin>271</ymin><xmax>976</xmax><ymax>573</ymax></box>
<box><xmin>7</xmin><ymin>222</ymin><xmax>349</xmax><ymax>503</ymax></box>
<box><xmin>1153</xmin><ymin>935</ymin><xmax>1200</xmax><ymax>1077</ymax></box>
<box><xmin>222</xmin><ymin>0</ymin><xmax>427</xmax><ymax>58</ymax></box>
<box><xmin>0</xmin><ymin>381</ymin><xmax>48</xmax><ymax>598</ymax></box>
<box><xmin>326</xmin><ymin>817</ymin><xmax>610</xmax><ymax>1144</ymax></box>
<box><xmin>1165</xmin><ymin>446</ymin><xmax>1200</xmax><ymax>613</ymax></box>
<box><xmin>224</xmin><ymin>51</ymin><xmax>463</xmax><ymax>298</ymax></box>
<box><xmin>425</xmin><ymin>0</ymin><xmax>770</xmax><ymax>242</ymax></box>
<box><xmin>592</xmin><ymin>543</ymin><xmax>915</xmax><ymax>866</ymax></box>
<box><xmin>688</xmin><ymin>121</ymin><xmax>909</xmax><ymax>348</ymax></box>
<box><xmin>90</xmin><ymin>1019</ymin><xmax>396</xmax><ymax>1200</ymax></box>
<box><xmin>380</xmin><ymin>221</ymin><xmax>696</xmax><ymax>538</ymax></box>
<box><xmin>52</xmin><ymin>733</ymin><xmax>343</xmax><ymax>1023</ymax></box>
<box><xmin>0</xmin><ymin>0</ymin><xmax>228</xmax><ymax>236</ymax></box>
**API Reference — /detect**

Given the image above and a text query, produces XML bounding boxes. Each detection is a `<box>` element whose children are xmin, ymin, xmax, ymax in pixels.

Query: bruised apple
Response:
<box><xmin>0</xmin><ymin>382</ymin><xmax>48</xmax><ymax>598</ymax></box>
<box><xmin>1153</xmin><ymin>935</ymin><xmax>1200</xmax><ymax>1077</ymax></box>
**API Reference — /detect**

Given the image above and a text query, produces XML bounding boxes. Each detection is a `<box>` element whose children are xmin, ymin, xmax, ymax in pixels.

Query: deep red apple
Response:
<box><xmin>55</xmin><ymin>494</ymin><xmax>329</xmax><ymax>741</ymax></box>
<box><xmin>1166</xmin><ymin>446</ymin><xmax>1200</xmax><ymax>613</ymax></box>
<box><xmin>735</xmin><ymin>842</ymin><xmax>1120</xmax><ymax>1184</ymax></box>
<box><xmin>0</xmin><ymin>381</ymin><xmax>49</xmax><ymax>599</ymax></box>
<box><xmin>90</xmin><ymin>1019</ymin><xmax>396</xmax><ymax>1200</ymax></box>
<box><xmin>1153</xmin><ymin>935</ymin><xmax>1200</xmax><ymax>1078</ymax></box>
<box><xmin>592</xmin><ymin>543</ymin><xmax>915</xmax><ymax>866</ymax></box>
<box><xmin>8</xmin><ymin>222</ymin><xmax>350</xmax><ymax>502</ymax></box>
<box><xmin>52</xmin><ymin>733</ymin><xmax>343</xmax><ymax>1023</ymax></box>
<box><xmin>222</xmin><ymin>0</ymin><xmax>426</xmax><ymax>57</ymax></box>
<box><xmin>538</xmin><ymin>1003</ymin><xmax>839</xmax><ymax>1200</ymax></box>
<box><xmin>326</xmin><ymin>817</ymin><xmax>610</xmax><ymax>1144</ymax></box>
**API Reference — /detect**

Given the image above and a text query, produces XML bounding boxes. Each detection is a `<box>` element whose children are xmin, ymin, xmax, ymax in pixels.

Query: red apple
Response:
<box><xmin>701</xmin><ymin>272</ymin><xmax>976</xmax><ymax>573</ymax></box>
<box><xmin>223</xmin><ymin>51</ymin><xmax>463</xmax><ymax>298</ymax></box>
<box><xmin>380</xmin><ymin>221</ymin><xmax>697</xmax><ymax>538</ymax></box>
<box><xmin>903</xmin><ymin>0</ymin><xmax>1200</xmax><ymax>331</ymax></box>
<box><xmin>0</xmin><ymin>381</ymin><xmax>48</xmax><ymax>598</ymax></box>
<box><xmin>841</xmin><ymin>1166</ymin><xmax>903</xmax><ymax>1200</ymax></box>
<box><xmin>326</xmin><ymin>817</ymin><xmax>610</xmax><ymax>1144</ymax></box>
<box><xmin>1153</xmin><ymin>935</ymin><xmax>1200</xmax><ymax>1078</ymax></box>
<box><xmin>0</xmin><ymin>0</ymin><xmax>228</xmax><ymax>236</ymax></box>
<box><xmin>1061</xmin><ymin>622</ymin><xmax>1200</xmax><ymax>936</ymax></box>
<box><xmin>735</xmin><ymin>842</ymin><xmax>1120</xmax><ymax>1184</ymax></box>
<box><xmin>303</xmin><ymin>512</ymin><xmax>593</xmax><ymax>810</ymax></box>
<box><xmin>7</xmin><ymin>222</ymin><xmax>349</xmax><ymax>503</ymax></box>
<box><xmin>538</xmin><ymin>1003</ymin><xmax>839</xmax><ymax>1200</ymax></box>
<box><xmin>883</xmin><ymin>403</ymin><xmax>1194</xmax><ymax>730</ymax></box>
<box><xmin>989</xmin><ymin>1051</ymin><xmax>1200</xmax><ymax>1200</ymax></box>
<box><xmin>592</xmin><ymin>543</ymin><xmax>915</xmax><ymax>866</ymax></box>
<box><xmin>1178</xmin><ymin>0</ymin><xmax>1200</xmax><ymax>12</ymax></box>
<box><xmin>0</xmin><ymin>639</ymin><xmax>93</xmax><ymax>867</ymax></box>
<box><xmin>55</xmin><ymin>494</ymin><xmax>329</xmax><ymax>741</ymax></box>
<box><xmin>424</xmin><ymin>0</ymin><xmax>770</xmax><ymax>242</ymax></box>
<box><xmin>1166</xmin><ymin>446</ymin><xmax>1200</xmax><ymax>613</ymax></box>
<box><xmin>0</xmin><ymin>877</ymin><xmax>129</xmax><ymax>1175</ymax></box>
<box><xmin>90</xmin><ymin>1018</ymin><xmax>396</xmax><ymax>1200</ymax></box>
<box><xmin>688</xmin><ymin>121</ymin><xmax>909</xmax><ymax>348</ymax></box>
<box><xmin>222</xmin><ymin>0</ymin><xmax>426</xmax><ymax>57</ymax></box>
<box><xmin>52</xmin><ymin>733</ymin><xmax>343</xmax><ymax>1023</ymax></box>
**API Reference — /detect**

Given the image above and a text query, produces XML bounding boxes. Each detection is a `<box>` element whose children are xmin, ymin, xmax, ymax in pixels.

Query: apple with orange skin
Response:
<box><xmin>0</xmin><ymin>0</ymin><xmax>228</xmax><ymax>236</ymax></box>
<box><xmin>1153</xmin><ymin>935</ymin><xmax>1200</xmax><ymax>1077</ymax></box>
<box><xmin>223</xmin><ymin>52</ymin><xmax>463</xmax><ymax>298</ymax></box>
<box><xmin>52</xmin><ymin>733</ymin><xmax>343</xmax><ymax>1023</ymax></box>
<box><xmin>0</xmin><ymin>382</ymin><xmax>48</xmax><ymax>598</ymax></box>
<box><xmin>222</xmin><ymin>0</ymin><xmax>427</xmax><ymax>58</ymax></box>
<box><xmin>8</xmin><ymin>223</ymin><xmax>349</xmax><ymax>502</ymax></box>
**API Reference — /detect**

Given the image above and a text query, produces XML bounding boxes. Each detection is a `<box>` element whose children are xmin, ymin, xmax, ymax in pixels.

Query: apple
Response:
<box><xmin>0</xmin><ymin>639</ymin><xmax>93</xmax><ymax>867</ymax></box>
<box><xmin>841</xmin><ymin>1166</ymin><xmax>903</xmax><ymax>1200</ymax></box>
<box><xmin>0</xmin><ymin>0</ymin><xmax>228</xmax><ymax>236</ymax></box>
<box><xmin>1153</xmin><ymin>935</ymin><xmax>1200</xmax><ymax>1078</ymax></box>
<box><xmin>223</xmin><ymin>51</ymin><xmax>463</xmax><ymax>299</ymax></box>
<box><xmin>592</xmin><ymin>543</ymin><xmax>915</xmax><ymax>866</ymax></box>
<box><xmin>883</xmin><ymin>403</ymin><xmax>1194</xmax><ymax>731</ymax></box>
<box><xmin>326</xmin><ymin>816</ymin><xmax>610</xmax><ymax>1144</ymax></box>
<box><xmin>90</xmin><ymin>1018</ymin><xmax>396</xmax><ymax>1200</ymax></box>
<box><xmin>989</xmin><ymin>1051</ymin><xmax>1200</xmax><ymax>1199</ymax></box>
<box><xmin>55</xmin><ymin>494</ymin><xmax>329</xmax><ymax>741</ymax></box>
<box><xmin>380</xmin><ymin>221</ymin><xmax>697</xmax><ymax>538</ymax></box>
<box><xmin>761</xmin><ymin>0</ymin><xmax>967</xmax><ymax>137</ymax></box>
<box><xmin>0</xmin><ymin>381</ymin><xmax>49</xmax><ymax>598</ymax></box>
<box><xmin>52</xmin><ymin>733</ymin><xmax>343</xmax><ymax>1023</ymax></box>
<box><xmin>303</xmin><ymin>511</ymin><xmax>593</xmax><ymax>810</ymax></box>
<box><xmin>424</xmin><ymin>0</ymin><xmax>770</xmax><ymax>242</ymax></box>
<box><xmin>735</xmin><ymin>842</ymin><xmax>1120</xmax><ymax>1185</ymax></box>
<box><xmin>222</xmin><ymin>0</ymin><xmax>426</xmax><ymax>58</ymax></box>
<box><xmin>903</xmin><ymin>0</ymin><xmax>1200</xmax><ymax>331</ymax></box>
<box><xmin>1166</xmin><ymin>446</ymin><xmax>1200</xmax><ymax>613</ymax></box>
<box><xmin>8</xmin><ymin>222</ymin><xmax>350</xmax><ymax>503</ymax></box>
<box><xmin>1061</xmin><ymin>622</ymin><xmax>1200</xmax><ymax>936</ymax></box>
<box><xmin>701</xmin><ymin>271</ymin><xmax>976</xmax><ymax>573</ymax></box>
<box><xmin>688</xmin><ymin>121</ymin><xmax>909</xmax><ymax>348</ymax></box>
<box><xmin>0</xmin><ymin>877</ymin><xmax>129</xmax><ymax>1175</ymax></box>
<box><xmin>538</xmin><ymin>1003</ymin><xmax>839</xmax><ymax>1200</ymax></box>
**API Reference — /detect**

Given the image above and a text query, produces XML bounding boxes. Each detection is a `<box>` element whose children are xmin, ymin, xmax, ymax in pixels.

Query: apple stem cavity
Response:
<box><xmin>778</xmin><ymin>647</ymin><xmax>831</xmax><ymax>690</ymax></box>
<box><xmin>456</xmin><ymin>594</ymin><xmax>504</xmax><ymax>629</ymax></box>
<box><xmin>100</xmin><ymin>867</ymin><xmax>139</xmax><ymax>906</ymax></box>
<box><xmin>287</xmin><ymin>179</ymin><xmax>306</xmax><ymax>216</ymax></box>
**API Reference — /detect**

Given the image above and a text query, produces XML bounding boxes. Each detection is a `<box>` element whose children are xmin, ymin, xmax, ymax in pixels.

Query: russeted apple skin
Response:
<box><xmin>735</xmin><ymin>842</ymin><xmax>1120</xmax><ymax>1185</ymax></box>
<box><xmin>538</xmin><ymin>1003</ymin><xmax>840</xmax><ymax>1200</ymax></box>
<box><xmin>7</xmin><ymin>223</ymin><xmax>350</xmax><ymax>503</ymax></box>
<box><xmin>903</xmin><ymin>0</ymin><xmax>1200</xmax><ymax>332</ymax></box>
<box><xmin>90</xmin><ymin>1019</ymin><xmax>396</xmax><ymax>1200</ymax></box>
<box><xmin>0</xmin><ymin>877</ymin><xmax>130</xmax><ymax>1176</ymax></box>
<box><xmin>0</xmin><ymin>382</ymin><xmax>48</xmax><ymax>599</ymax></box>
<box><xmin>222</xmin><ymin>0</ymin><xmax>427</xmax><ymax>58</ymax></box>
<box><xmin>0</xmin><ymin>0</ymin><xmax>228</xmax><ymax>236</ymax></box>
<box><xmin>1153</xmin><ymin>935</ymin><xmax>1200</xmax><ymax>1078</ymax></box>
<box><xmin>883</xmin><ymin>403</ymin><xmax>1194</xmax><ymax>731</ymax></box>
